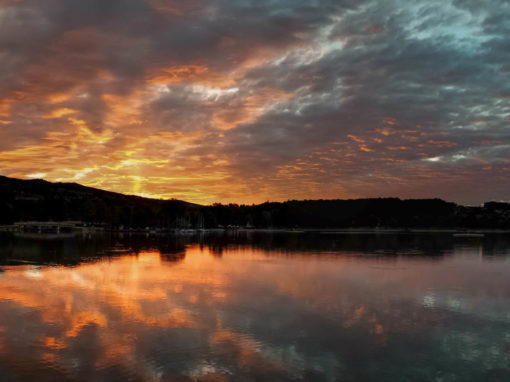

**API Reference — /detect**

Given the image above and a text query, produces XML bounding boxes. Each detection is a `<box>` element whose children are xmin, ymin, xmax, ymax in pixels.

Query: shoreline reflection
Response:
<box><xmin>1</xmin><ymin>234</ymin><xmax>510</xmax><ymax>381</ymax></box>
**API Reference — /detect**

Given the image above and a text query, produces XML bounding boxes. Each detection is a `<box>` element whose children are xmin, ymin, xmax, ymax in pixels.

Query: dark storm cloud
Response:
<box><xmin>215</xmin><ymin>0</ymin><xmax>510</xmax><ymax>201</ymax></box>
<box><xmin>0</xmin><ymin>0</ymin><xmax>509</xmax><ymax>203</ymax></box>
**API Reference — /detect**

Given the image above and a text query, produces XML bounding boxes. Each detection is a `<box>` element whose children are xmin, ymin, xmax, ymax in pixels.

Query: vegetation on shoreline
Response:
<box><xmin>1</xmin><ymin>176</ymin><xmax>509</xmax><ymax>229</ymax></box>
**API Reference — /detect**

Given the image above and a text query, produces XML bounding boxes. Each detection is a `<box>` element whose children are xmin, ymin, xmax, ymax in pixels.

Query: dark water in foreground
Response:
<box><xmin>1</xmin><ymin>231</ymin><xmax>510</xmax><ymax>381</ymax></box>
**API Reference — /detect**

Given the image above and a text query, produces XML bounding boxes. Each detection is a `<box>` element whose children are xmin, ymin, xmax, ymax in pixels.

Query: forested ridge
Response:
<box><xmin>1</xmin><ymin>176</ymin><xmax>509</xmax><ymax>229</ymax></box>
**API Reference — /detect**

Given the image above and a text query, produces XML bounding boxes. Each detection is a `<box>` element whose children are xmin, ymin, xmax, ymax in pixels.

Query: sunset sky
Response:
<box><xmin>0</xmin><ymin>0</ymin><xmax>509</xmax><ymax>205</ymax></box>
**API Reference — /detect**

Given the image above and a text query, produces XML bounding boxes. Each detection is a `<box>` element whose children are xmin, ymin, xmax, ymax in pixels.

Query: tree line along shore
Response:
<box><xmin>1</xmin><ymin>176</ymin><xmax>510</xmax><ymax>230</ymax></box>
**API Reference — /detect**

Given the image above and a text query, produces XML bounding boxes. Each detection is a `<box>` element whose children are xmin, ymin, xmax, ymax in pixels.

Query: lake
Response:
<box><xmin>1</xmin><ymin>231</ymin><xmax>510</xmax><ymax>381</ymax></box>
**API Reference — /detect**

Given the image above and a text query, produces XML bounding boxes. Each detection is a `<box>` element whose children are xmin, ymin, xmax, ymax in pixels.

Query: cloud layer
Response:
<box><xmin>1</xmin><ymin>0</ymin><xmax>509</xmax><ymax>204</ymax></box>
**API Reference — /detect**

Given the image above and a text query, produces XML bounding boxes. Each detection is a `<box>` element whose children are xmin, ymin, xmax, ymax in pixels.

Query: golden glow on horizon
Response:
<box><xmin>0</xmin><ymin>6</ymin><xmax>325</xmax><ymax>205</ymax></box>
<box><xmin>0</xmin><ymin>57</ymin><xmax>301</xmax><ymax>203</ymax></box>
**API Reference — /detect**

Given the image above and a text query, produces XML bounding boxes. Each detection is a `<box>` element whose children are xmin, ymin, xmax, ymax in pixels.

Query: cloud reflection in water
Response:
<box><xmin>1</xmin><ymin>242</ymin><xmax>510</xmax><ymax>381</ymax></box>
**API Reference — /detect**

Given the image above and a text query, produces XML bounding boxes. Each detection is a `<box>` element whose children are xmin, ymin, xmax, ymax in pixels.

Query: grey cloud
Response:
<box><xmin>0</xmin><ymin>0</ymin><xmax>509</xmax><ymax>203</ymax></box>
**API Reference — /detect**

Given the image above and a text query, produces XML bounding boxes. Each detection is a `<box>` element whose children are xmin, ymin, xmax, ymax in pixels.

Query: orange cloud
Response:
<box><xmin>427</xmin><ymin>140</ymin><xmax>457</xmax><ymax>148</ymax></box>
<box><xmin>376</xmin><ymin>128</ymin><xmax>393</xmax><ymax>136</ymax></box>
<box><xmin>382</xmin><ymin>117</ymin><xmax>397</xmax><ymax>125</ymax></box>
<box><xmin>42</xmin><ymin>108</ymin><xmax>77</xmax><ymax>119</ymax></box>
<box><xmin>148</xmin><ymin>0</ymin><xmax>205</xmax><ymax>15</ymax></box>
<box><xmin>148</xmin><ymin>65</ymin><xmax>235</xmax><ymax>87</ymax></box>
<box><xmin>347</xmin><ymin>134</ymin><xmax>364</xmax><ymax>143</ymax></box>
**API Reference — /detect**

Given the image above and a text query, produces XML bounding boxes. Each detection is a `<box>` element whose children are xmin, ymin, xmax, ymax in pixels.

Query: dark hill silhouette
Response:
<box><xmin>0</xmin><ymin>175</ymin><xmax>198</xmax><ymax>227</ymax></box>
<box><xmin>1</xmin><ymin>176</ymin><xmax>509</xmax><ymax>229</ymax></box>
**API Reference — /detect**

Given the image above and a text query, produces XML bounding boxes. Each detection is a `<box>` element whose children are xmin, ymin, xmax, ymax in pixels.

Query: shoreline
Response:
<box><xmin>2</xmin><ymin>225</ymin><xmax>510</xmax><ymax>235</ymax></box>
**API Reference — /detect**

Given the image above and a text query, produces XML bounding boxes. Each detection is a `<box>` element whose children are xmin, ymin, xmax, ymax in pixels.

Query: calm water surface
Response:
<box><xmin>1</xmin><ymin>232</ymin><xmax>510</xmax><ymax>381</ymax></box>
